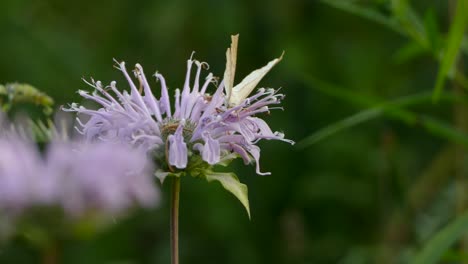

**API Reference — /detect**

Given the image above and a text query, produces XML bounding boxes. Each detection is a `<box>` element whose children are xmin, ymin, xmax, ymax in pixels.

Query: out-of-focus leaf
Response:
<box><xmin>297</xmin><ymin>71</ymin><xmax>464</xmax><ymax>110</ymax></box>
<box><xmin>297</xmin><ymin>73</ymin><xmax>380</xmax><ymax>106</ymax></box>
<box><xmin>455</xmin><ymin>69</ymin><xmax>468</xmax><ymax>90</ymax></box>
<box><xmin>441</xmin><ymin>249</ymin><xmax>468</xmax><ymax>262</ymax></box>
<box><xmin>0</xmin><ymin>83</ymin><xmax>54</xmax><ymax>114</ymax></box>
<box><xmin>424</xmin><ymin>8</ymin><xmax>442</xmax><ymax>55</ymax></box>
<box><xmin>393</xmin><ymin>40</ymin><xmax>428</xmax><ymax>64</ymax></box>
<box><xmin>319</xmin><ymin>0</ymin><xmax>404</xmax><ymax>34</ymax></box>
<box><xmin>204</xmin><ymin>171</ymin><xmax>250</xmax><ymax>219</ymax></box>
<box><xmin>432</xmin><ymin>0</ymin><xmax>467</xmax><ymax>102</ymax></box>
<box><xmin>419</xmin><ymin>115</ymin><xmax>468</xmax><ymax>146</ymax></box>
<box><xmin>296</xmin><ymin>74</ymin><xmax>468</xmax><ymax>148</ymax></box>
<box><xmin>320</xmin><ymin>0</ymin><xmax>428</xmax><ymax>48</ymax></box>
<box><xmin>297</xmin><ymin>108</ymin><xmax>381</xmax><ymax>148</ymax></box>
<box><xmin>391</xmin><ymin>0</ymin><xmax>428</xmax><ymax>48</ymax></box>
<box><xmin>411</xmin><ymin>211</ymin><xmax>468</xmax><ymax>264</ymax></box>
<box><xmin>320</xmin><ymin>0</ymin><xmax>468</xmax><ymax>62</ymax></box>
<box><xmin>298</xmin><ymin>100</ymin><xmax>468</xmax><ymax>148</ymax></box>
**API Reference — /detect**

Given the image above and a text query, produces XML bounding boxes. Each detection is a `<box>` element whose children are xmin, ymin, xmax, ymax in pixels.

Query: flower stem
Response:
<box><xmin>42</xmin><ymin>243</ymin><xmax>57</xmax><ymax>264</ymax></box>
<box><xmin>171</xmin><ymin>177</ymin><xmax>181</xmax><ymax>264</ymax></box>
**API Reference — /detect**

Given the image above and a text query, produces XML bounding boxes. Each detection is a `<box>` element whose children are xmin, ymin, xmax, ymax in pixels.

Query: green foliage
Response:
<box><xmin>156</xmin><ymin>153</ymin><xmax>251</xmax><ymax>219</ymax></box>
<box><xmin>204</xmin><ymin>171</ymin><xmax>250</xmax><ymax>219</ymax></box>
<box><xmin>411</xmin><ymin>211</ymin><xmax>468</xmax><ymax>264</ymax></box>
<box><xmin>432</xmin><ymin>0</ymin><xmax>467</xmax><ymax>101</ymax></box>
<box><xmin>296</xmin><ymin>74</ymin><xmax>468</xmax><ymax>147</ymax></box>
<box><xmin>0</xmin><ymin>83</ymin><xmax>54</xmax><ymax>114</ymax></box>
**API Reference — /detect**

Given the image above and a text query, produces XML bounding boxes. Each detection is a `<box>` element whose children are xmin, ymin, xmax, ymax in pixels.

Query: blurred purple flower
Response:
<box><xmin>66</xmin><ymin>37</ymin><xmax>293</xmax><ymax>175</ymax></box>
<box><xmin>45</xmin><ymin>140</ymin><xmax>159</xmax><ymax>217</ymax></box>
<box><xmin>0</xmin><ymin>132</ymin><xmax>159</xmax><ymax>218</ymax></box>
<box><xmin>0</xmin><ymin>137</ymin><xmax>44</xmax><ymax>212</ymax></box>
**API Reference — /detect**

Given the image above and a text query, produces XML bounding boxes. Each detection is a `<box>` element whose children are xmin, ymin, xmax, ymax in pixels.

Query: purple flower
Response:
<box><xmin>45</xmin><ymin>140</ymin><xmax>159</xmax><ymax>217</ymax></box>
<box><xmin>167</xmin><ymin>121</ymin><xmax>188</xmax><ymax>169</ymax></box>
<box><xmin>0</xmin><ymin>131</ymin><xmax>159</xmax><ymax>218</ymax></box>
<box><xmin>66</xmin><ymin>36</ymin><xmax>294</xmax><ymax>176</ymax></box>
<box><xmin>0</xmin><ymin>137</ymin><xmax>44</xmax><ymax>212</ymax></box>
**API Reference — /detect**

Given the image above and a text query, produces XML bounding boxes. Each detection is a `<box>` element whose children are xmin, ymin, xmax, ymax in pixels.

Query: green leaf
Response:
<box><xmin>319</xmin><ymin>0</ymin><xmax>404</xmax><ymax>35</ymax></box>
<box><xmin>155</xmin><ymin>170</ymin><xmax>184</xmax><ymax>184</ymax></box>
<box><xmin>393</xmin><ymin>40</ymin><xmax>428</xmax><ymax>64</ymax></box>
<box><xmin>0</xmin><ymin>83</ymin><xmax>54</xmax><ymax>114</ymax></box>
<box><xmin>297</xmin><ymin>108</ymin><xmax>381</xmax><ymax>148</ymax></box>
<box><xmin>293</xmin><ymin>73</ymin><xmax>468</xmax><ymax>148</ymax></box>
<box><xmin>420</xmin><ymin>115</ymin><xmax>468</xmax><ymax>147</ymax></box>
<box><xmin>433</xmin><ymin>0</ymin><xmax>467</xmax><ymax>102</ymax></box>
<box><xmin>424</xmin><ymin>8</ymin><xmax>442</xmax><ymax>54</ymax></box>
<box><xmin>320</xmin><ymin>0</ymin><xmax>468</xmax><ymax>60</ymax></box>
<box><xmin>298</xmin><ymin>103</ymin><xmax>468</xmax><ymax>149</ymax></box>
<box><xmin>391</xmin><ymin>0</ymin><xmax>428</xmax><ymax>48</ymax></box>
<box><xmin>411</xmin><ymin>211</ymin><xmax>468</xmax><ymax>264</ymax></box>
<box><xmin>204</xmin><ymin>171</ymin><xmax>250</xmax><ymax>219</ymax></box>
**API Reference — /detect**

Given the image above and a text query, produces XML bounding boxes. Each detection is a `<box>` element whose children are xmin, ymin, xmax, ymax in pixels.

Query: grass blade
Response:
<box><xmin>432</xmin><ymin>0</ymin><xmax>467</xmax><ymax>101</ymax></box>
<box><xmin>320</xmin><ymin>0</ymin><xmax>468</xmax><ymax>60</ymax></box>
<box><xmin>319</xmin><ymin>0</ymin><xmax>404</xmax><ymax>35</ymax></box>
<box><xmin>297</xmin><ymin>108</ymin><xmax>381</xmax><ymax>148</ymax></box>
<box><xmin>296</xmin><ymin>74</ymin><xmax>468</xmax><ymax>148</ymax></box>
<box><xmin>411</xmin><ymin>211</ymin><xmax>468</xmax><ymax>264</ymax></box>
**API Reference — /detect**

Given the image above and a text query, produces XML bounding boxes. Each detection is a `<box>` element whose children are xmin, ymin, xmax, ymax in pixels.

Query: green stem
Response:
<box><xmin>171</xmin><ymin>177</ymin><xmax>180</xmax><ymax>264</ymax></box>
<box><xmin>42</xmin><ymin>243</ymin><xmax>57</xmax><ymax>264</ymax></box>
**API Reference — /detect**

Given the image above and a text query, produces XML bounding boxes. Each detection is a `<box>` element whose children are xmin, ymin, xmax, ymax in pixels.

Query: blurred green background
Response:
<box><xmin>1</xmin><ymin>0</ymin><xmax>467</xmax><ymax>263</ymax></box>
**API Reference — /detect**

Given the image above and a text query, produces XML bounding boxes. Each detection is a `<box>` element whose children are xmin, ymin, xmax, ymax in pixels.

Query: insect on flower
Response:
<box><xmin>65</xmin><ymin>34</ymin><xmax>294</xmax><ymax>217</ymax></box>
<box><xmin>224</xmin><ymin>35</ymin><xmax>284</xmax><ymax>107</ymax></box>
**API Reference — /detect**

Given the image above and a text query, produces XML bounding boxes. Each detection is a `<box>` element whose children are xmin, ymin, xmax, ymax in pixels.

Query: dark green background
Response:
<box><xmin>0</xmin><ymin>0</ymin><xmax>464</xmax><ymax>263</ymax></box>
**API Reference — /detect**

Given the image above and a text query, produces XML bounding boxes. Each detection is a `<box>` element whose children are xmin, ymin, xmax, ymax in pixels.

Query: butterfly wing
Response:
<box><xmin>223</xmin><ymin>34</ymin><xmax>239</xmax><ymax>102</ymax></box>
<box><xmin>228</xmin><ymin>52</ymin><xmax>283</xmax><ymax>106</ymax></box>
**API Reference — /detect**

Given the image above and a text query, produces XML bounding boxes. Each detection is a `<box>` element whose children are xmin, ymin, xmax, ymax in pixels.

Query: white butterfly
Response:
<box><xmin>223</xmin><ymin>34</ymin><xmax>284</xmax><ymax>106</ymax></box>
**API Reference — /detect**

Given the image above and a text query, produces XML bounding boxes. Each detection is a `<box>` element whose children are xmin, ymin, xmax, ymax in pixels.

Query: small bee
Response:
<box><xmin>0</xmin><ymin>83</ymin><xmax>54</xmax><ymax>114</ymax></box>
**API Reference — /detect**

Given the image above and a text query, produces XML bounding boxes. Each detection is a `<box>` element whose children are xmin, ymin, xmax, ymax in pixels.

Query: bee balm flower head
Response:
<box><xmin>65</xmin><ymin>35</ymin><xmax>293</xmax><ymax>180</ymax></box>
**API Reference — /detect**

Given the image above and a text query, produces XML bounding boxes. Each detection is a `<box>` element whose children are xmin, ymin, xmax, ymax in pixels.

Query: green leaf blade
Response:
<box><xmin>205</xmin><ymin>171</ymin><xmax>250</xmax><ymax>219</ymax></box>
<box><xmin>433</xmin><ymin>0</ymin><xmax>467</xmax><ymax>102</ymax></box>
<box><xmin>411</xmin><ymin>211</ymin><xmax>468</xmax><ymax>264</ymax></box>
<box><xmin>294</xmin><ymin>73</ymin><xmax>468</xmax><ymax>148</ymax></box>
